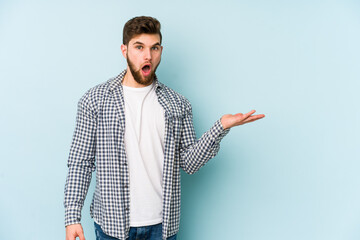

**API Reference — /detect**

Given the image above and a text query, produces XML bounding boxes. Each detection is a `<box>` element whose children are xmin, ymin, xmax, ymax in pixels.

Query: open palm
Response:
<box><xmin>221</xmin><ymin>110</ymin><xmax>265</xmax><ymax>130</ymax></box>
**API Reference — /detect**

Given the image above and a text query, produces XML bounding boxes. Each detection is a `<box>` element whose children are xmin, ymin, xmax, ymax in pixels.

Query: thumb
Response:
<box><xmin>78</xmin><ymin>231</ymin><xmax>86</xmax><ymax>240</ymax></box>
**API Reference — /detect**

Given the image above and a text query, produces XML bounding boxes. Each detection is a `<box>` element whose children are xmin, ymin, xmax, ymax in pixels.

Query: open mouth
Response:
<box><xmin>141</xmin><ymin>64</ymin><xmax>151</xmax><ymax>76</ymax></box>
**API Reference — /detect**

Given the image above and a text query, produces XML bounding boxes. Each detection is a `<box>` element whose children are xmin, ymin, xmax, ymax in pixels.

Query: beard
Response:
<box><xmin>126</xmin><ymin>54</ymin><xmax>160</xmax><ymax>86</ymax></box>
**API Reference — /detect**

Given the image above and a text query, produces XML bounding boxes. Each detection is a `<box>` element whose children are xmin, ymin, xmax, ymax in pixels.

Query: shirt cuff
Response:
<box><xmin>65</xmin><ymin>206</ymin><xmax>82</xmax><ymax>227</ymax></box>
<box><xmin>209</xmin><ymin>119</ymin><xmax>230</xmax><ymax>141</ymax></box>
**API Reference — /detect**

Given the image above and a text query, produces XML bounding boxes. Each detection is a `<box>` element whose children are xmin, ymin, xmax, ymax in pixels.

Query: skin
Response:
<box><xmin>121</xmin><ymin>33</ymin><xmax>163</xmax><ymax>88</ymax></box>
<box><xmin>66</xmin><ymin>224</ymin><xmax>85</xmax><ymax>240</ymax></box>
<box><xmin>66</xmin><ymin>32</ymin><xmax>265</xmax><ymax>240</ymax></box>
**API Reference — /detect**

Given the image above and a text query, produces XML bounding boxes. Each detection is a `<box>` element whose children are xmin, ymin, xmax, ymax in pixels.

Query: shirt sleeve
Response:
<box><xmin>179</xmin><ymin>100</ymin><xmax>230</xmax><ymax>175</ymax></box>
<box><xmin>63</xmin><ymin>93</ymin><xmax>97</xmax><ymax>227</ymax></box>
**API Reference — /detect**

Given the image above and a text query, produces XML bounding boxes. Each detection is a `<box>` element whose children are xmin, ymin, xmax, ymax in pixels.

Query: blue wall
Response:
<box><xmin>1</xmin><ymin>0</ymin><xmax>359</xmax><ymax>239</ymax></box>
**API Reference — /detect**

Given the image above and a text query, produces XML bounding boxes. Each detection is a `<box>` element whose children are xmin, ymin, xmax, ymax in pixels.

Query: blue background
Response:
<box><xmin>1</xmin><ymin>0</ymin><xmax>359</xmax><ymax>239</ymax></box>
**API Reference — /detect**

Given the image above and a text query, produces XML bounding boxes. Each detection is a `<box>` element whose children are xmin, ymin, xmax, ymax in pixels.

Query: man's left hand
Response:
<box><xmin>221</xmin><ymin>110</ymin><xmax>265</xmax><ymax>130</ymax></box>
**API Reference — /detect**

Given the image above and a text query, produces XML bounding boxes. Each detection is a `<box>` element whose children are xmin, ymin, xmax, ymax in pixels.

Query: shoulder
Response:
<box><xmin>157</xmin><ymin>82</ymin><xmax>192</xmax><ymax>113</ymax></box>
<box><xmin>79</xmin><ymin>70</ymin><xmax>126</xmax><ymax>108</ymax></box>
<box><xmin>78</xmin><ymin>79</ymin><xmax>111</xmax><ymax>108</ymax></box>
<box><xmin>78</xmin><ymin>74</ymin><xmax>125</xmax><ymax>118</ymax></box>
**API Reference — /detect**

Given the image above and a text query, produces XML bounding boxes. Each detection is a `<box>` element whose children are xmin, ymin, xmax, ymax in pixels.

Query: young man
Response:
<box><xmin>64</xmin><ymin>16</ymin><xmax>265</xmax><ymax>240</ymax></box>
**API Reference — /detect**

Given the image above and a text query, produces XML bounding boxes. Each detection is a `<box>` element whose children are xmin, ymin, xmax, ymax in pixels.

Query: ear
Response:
<box><xmin>121</xmin><ymin>44</ymin><xmax>127</xmax><ymax>58</ymax></box>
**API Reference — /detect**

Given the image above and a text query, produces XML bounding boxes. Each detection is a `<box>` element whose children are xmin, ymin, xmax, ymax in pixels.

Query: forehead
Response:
<box><xmin>129</xmin><ymin>33</ymin><xmax>161</xmax><ymax>45</ymax></box>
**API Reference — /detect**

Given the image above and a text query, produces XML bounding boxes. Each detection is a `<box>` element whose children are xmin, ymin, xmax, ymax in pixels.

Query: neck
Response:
<box><xmin>122</xmin><ymin>67</ymin><xmax>153</xmax><ymax>88</ymax></box>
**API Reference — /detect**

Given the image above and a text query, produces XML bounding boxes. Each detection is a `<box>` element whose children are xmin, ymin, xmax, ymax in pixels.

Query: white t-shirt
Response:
<box><xmin>122</xmin><ymin>82</ymin><xmax>165</xmax><ymax>227</ymax></box>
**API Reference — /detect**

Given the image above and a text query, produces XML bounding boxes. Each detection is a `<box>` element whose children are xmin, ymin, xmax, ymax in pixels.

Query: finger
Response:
<box><xmin>71</xmin><ymin>232</ymin><xmax>79</xmax><ymax>240</ymax></box>
<box><xmin>65</xmin><ymin>232</ymin><xmax>74</xmax><ymax>240</ymax></box>
<box><xmin>242</xmin><ymin>110</ymin><xmax>256</xmax><ymax>120</ymax></box>
<box><xmin>243</xmin><ymin>114</ymin><xmax>264</xmax><ymax>122</ymax></box>
<box><xmin>66</xmin><ymin>235</ymin><xmax>74</xmax><ymax>240</ymax></box>
<box><xmin>242</xmin><ymin>114</ymin><xmax>265</xmax><ymax>124</ymax></box>
<box><xmin>243</xmin><ymin>118</ymin><xmax>259</xmax><ymax>124</ymax></box>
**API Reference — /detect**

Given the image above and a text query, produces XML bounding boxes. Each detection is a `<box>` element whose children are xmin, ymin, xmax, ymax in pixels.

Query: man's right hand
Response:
<box><xmin>66</xmin><ymin>223</ymin><xmax>85</xmax><ymax>240</ymax></box>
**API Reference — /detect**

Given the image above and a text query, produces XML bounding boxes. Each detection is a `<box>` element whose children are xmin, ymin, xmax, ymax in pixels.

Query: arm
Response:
<box><xmin>179</xmin><ymin>102</ymin><xmax>265</xmax><ymax>175</ymax></box>
<box><xmin>179</xmin><ymin>101</ymin><xmax>230</xmax><ymax>175</ymax></box>
<box><xmin>63</xmin><ymin>93</ymin><xmax>97</xmax><ymax>236</ymax></box>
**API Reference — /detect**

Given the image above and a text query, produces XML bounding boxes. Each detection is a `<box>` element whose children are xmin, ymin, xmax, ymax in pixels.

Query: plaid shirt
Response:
<box><xmin>64</xmin><ymin>70</ymin><xmax>230</xmax><ymax>239</ymax></box>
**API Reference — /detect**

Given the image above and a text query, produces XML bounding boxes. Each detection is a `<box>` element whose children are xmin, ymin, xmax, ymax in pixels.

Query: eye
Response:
<box><xmin>152</xmin><ymin>46</ymin><xmax>159</xmax><ymax>50</ymax></box>
<box><xmin>136</xmin><ymin>45</ymin><xmax>143</xmax><ymax>50</ymax></box>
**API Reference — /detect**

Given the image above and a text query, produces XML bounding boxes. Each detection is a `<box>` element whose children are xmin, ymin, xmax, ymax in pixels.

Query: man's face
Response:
<box><xmin>122</xmin><ymin>33</ymin><xmax>163</xmax><ymax>86</ymax></box>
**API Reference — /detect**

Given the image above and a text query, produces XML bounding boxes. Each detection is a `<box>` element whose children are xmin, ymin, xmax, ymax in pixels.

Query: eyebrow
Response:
<box><xmin>133</xmin><ymin>41</ymin><xmax>161</xmax><ymax>47</ymax></box>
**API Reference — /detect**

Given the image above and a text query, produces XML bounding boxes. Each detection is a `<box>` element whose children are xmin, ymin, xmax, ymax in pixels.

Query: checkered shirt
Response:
<box><xmin>64</xmin><ymin>70</ymin><xmax>230</xmax><ymax>239</ymax></box>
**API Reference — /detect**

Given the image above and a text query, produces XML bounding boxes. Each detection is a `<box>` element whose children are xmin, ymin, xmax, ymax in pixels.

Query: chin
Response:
<box><xmin>135</xmin><ymin>74</ymin><xmax>153</xmax><ymax>86</ymax></box>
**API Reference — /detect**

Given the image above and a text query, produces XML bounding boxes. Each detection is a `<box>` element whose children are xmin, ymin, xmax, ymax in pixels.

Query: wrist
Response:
<box><xmin>220</xmin><ymin>117</ymin><xmax>229</xmax><ymax>130</ymax></box>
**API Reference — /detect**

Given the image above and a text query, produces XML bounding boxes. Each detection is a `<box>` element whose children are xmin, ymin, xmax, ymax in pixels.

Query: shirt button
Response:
<box><xmin>125</xmin><ymin>207</ymin><xmax>129</xmax><ymax>211</ymax></box>
<box><xmin>124</xmin><ymin>185</ymin><xmax>128</xmax><ymax>188</ymax></box>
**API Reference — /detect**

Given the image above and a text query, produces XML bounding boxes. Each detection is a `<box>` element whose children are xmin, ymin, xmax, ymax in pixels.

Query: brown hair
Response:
<box><xmin>123</xmin><ymin>16</ymin><xmax>162</xmax><ymax>45</ymax></box>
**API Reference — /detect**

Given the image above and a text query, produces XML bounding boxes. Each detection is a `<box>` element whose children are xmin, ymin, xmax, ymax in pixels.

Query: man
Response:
<box><xmin>64</xmin><ymin>16</ymin><xmax>265</xmax><ymax>240</ymax></box>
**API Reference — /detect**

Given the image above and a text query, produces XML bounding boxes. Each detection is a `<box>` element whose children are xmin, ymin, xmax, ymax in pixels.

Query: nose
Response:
<box><xmin>144</xmin><ymin>48</ymin><xmax>152</xmax><ymax>61</ymax></box>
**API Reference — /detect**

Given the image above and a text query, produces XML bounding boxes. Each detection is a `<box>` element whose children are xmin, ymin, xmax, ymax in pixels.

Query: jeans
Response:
<box><xmin>94</xmin><ymin>221</ymin><xmax>177</xmax><ymax>240</ymax></box>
